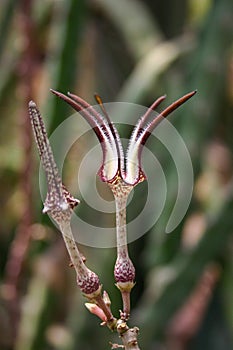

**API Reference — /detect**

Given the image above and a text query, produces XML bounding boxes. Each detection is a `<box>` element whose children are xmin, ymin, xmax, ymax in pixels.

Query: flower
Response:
<box><xmin>50</xmin><ymin>89</ymin><xmax>196</xmax><ymax>319</ymax></box>
<box><xmin>50</xmin><ymin>89</ymin><xmax>196</xmax><ymax>187</ymax></box>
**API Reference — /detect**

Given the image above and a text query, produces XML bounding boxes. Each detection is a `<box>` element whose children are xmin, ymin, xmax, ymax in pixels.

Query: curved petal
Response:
<box><xmin>51</xmin><ymin>90</ymin><xmax>121</xmax><ymax>182</ymax></box>
<box><xmin>94</xmin><ymin>93</ymin><xmax>125</xmax><ymax>181</ymax></box>
<box><xmin>139</xmin><ymin>90</ymin><xmax>197</xmax><ymax>145</ymax></box>
<box><xmin>130</xmin><ymin>95</ymin><xmax>166</xmax><ymax>145</ymax></box>
<box><xmin>124</xmin><ymin>90</ymin><xmax>197</xmax><ymax>185</ymax></box>
<box><xmin>124</xmin><ymin>95</ymin><xmax>166</xmax><ymax>185</ymax></box>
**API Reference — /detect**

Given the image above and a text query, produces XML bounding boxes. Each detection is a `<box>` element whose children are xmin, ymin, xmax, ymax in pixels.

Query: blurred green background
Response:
<box><xmin>0</xmin><ymin>0</ymin><xmax>233</xmax><ymax>349</ymax></box>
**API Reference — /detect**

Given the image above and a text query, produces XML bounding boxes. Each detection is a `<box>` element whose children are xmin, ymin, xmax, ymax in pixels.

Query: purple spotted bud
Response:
<box><xmin>114</xmin><ymin>256</ymin><xmax>135</xmax><ymax>292</ymax></box>
<box><xmin>77</xmin><ymin>268</ymin><xmax>102</xmax><ymax>298</ymax></box>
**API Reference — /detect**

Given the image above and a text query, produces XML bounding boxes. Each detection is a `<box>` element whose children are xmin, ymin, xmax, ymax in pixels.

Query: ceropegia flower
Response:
<box><xmin>28</xmin><ymin>101</ymin><xmax>108</xmax><ymax>306</ymax></box>
<box><xmin>50</xmin><ymin>89</ymin><xmax>197</xmax><ymax>319</ymax></box>
<box><xmin>50</xmin><ymin>89</ymin><xmax>196</xmax><ymax>186</ymax></box>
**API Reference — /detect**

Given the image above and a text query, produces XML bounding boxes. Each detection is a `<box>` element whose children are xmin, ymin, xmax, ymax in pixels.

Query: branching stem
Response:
<box><xmin>116</xmin><ymin>321</ymin><xmax>141</xmax><ymax>350</ymax></box>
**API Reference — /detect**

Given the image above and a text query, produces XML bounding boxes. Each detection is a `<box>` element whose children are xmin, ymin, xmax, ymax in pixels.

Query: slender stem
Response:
<box><xmin>59</xmin><ymin>222</ymin><xmax>115</xmax><ymax>323</ymax></box>
<box><xmin>121</xmin><ymin>291</ymin><xmax>131</xmax><ymax>319</ymax></box>
<box><xmin>115</xmin><ymin>192</ymin><xmax>135</xmax><ymax>319</ymax></box>
<box><xmin>59</xmin><ymin>222</ymin><xmax>88</xmax><ymax>277</ymax></box>
<box><xmin>115</xmin><ymin>194</ymin><xmax>129</xmax><ymax>259</ymax></box>
<box><xmin>95</xmin><ymin>294</ymin><xmax>115</xmax><ymax>325</ymax></box>
<box><xmin>109</xmin><ymin>180</ymin><xmax>135</xmax><ymax>319</ymax></box>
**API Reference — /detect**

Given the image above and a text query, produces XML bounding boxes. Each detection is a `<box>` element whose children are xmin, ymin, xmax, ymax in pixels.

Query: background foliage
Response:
<box><xmin>0</xmin><ymin>0</ymin><xmax>232</xmax><ymax>349</ymax></box>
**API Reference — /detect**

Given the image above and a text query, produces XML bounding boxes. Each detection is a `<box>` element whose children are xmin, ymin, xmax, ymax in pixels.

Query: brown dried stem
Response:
<box><xmin>3</xmin><ymin>0</ymin><xmax>39</xmax><ymax>338</ymax></box>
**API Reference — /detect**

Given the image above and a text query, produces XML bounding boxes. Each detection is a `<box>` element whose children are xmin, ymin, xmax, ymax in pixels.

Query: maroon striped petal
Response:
<box><xmin>124</xmin><ymin>90</ymin><xmax>197</xmax><ymax>185</ymax></box>
<box><xmin>51</xmin><ymin>89</ymin><xmax>121</xmax><ymax>182</ymax></box>
<box><xmin>124</xmin><ymin>95</ymin><xmax>166</xmax><ymax>185</ymax></box>
<box><xmin>139</xmin><ymin>90</ymin><xmax>197</xmax><ymax>145</ymax></box>
<box><xmin>94</xmin><ymin>93</ymin><xmax>125</xmax><ymax>181</ymax></box>
<box><xmin>130</xmin><ymin>95</ymin><xmax>166</xmax><ymax>144</ymax></box>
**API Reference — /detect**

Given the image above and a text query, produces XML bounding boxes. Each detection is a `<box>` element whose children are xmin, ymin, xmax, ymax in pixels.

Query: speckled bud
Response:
<box><xmin>114</xmin><ymin>257</ymin><xmax>135</xmax><ymax>292</ymax></box>
<box><xmin>77</xmin><ymin>269</ymin><xmax>102</xmax><ymax>298</ymax></box>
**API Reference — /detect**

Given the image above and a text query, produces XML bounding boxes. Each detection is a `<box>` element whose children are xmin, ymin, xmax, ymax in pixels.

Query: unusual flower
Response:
<box><xmin>50</xmin><ymin>89</ymin><xmax>196</xmax><ymax>187</ymax></box>
<box><xmin>50</xmin><ymin>89</ymin><xmax>196</xmax><ymax>319</ymax></box>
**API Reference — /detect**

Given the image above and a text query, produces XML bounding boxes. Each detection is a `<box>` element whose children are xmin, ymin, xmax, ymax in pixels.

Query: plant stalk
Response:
<box><xmin>116</xmin><ymin>321</ymin><xmax>141</xmax><ymax>350</ymax></box>
<box><xmin>109</xmin><ymin>181</ymin><xmax>135</xmax><ymax>320</ymax></box>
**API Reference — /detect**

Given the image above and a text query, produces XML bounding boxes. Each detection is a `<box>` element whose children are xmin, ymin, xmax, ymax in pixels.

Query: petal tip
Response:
<box><xmin>50</xmin><ymin>88</ymin><xmax>59</xmax><ymax>96</ymax></box>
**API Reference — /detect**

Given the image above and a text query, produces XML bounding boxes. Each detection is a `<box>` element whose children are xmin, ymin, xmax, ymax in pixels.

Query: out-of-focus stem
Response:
<box><xmin>166</xmin><ymin>264</ymin><xmax>220</xmax><ymax>350</ymax></box>
<box><xmin>3</xmin><ymin>0</ymin><xmax>39</xmax><ymax>338</ymax></box>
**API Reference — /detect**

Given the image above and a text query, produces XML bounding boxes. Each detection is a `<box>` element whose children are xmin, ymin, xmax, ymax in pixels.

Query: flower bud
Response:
<box><xmin>77</xmin><ymin>269</ymin><xmax>102</xmax><ymax>299</ymax></box>
<box><xmin>114</xmin><ymin>256</ymin><xmax>135</xmax><ymax>292</ymax></box>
